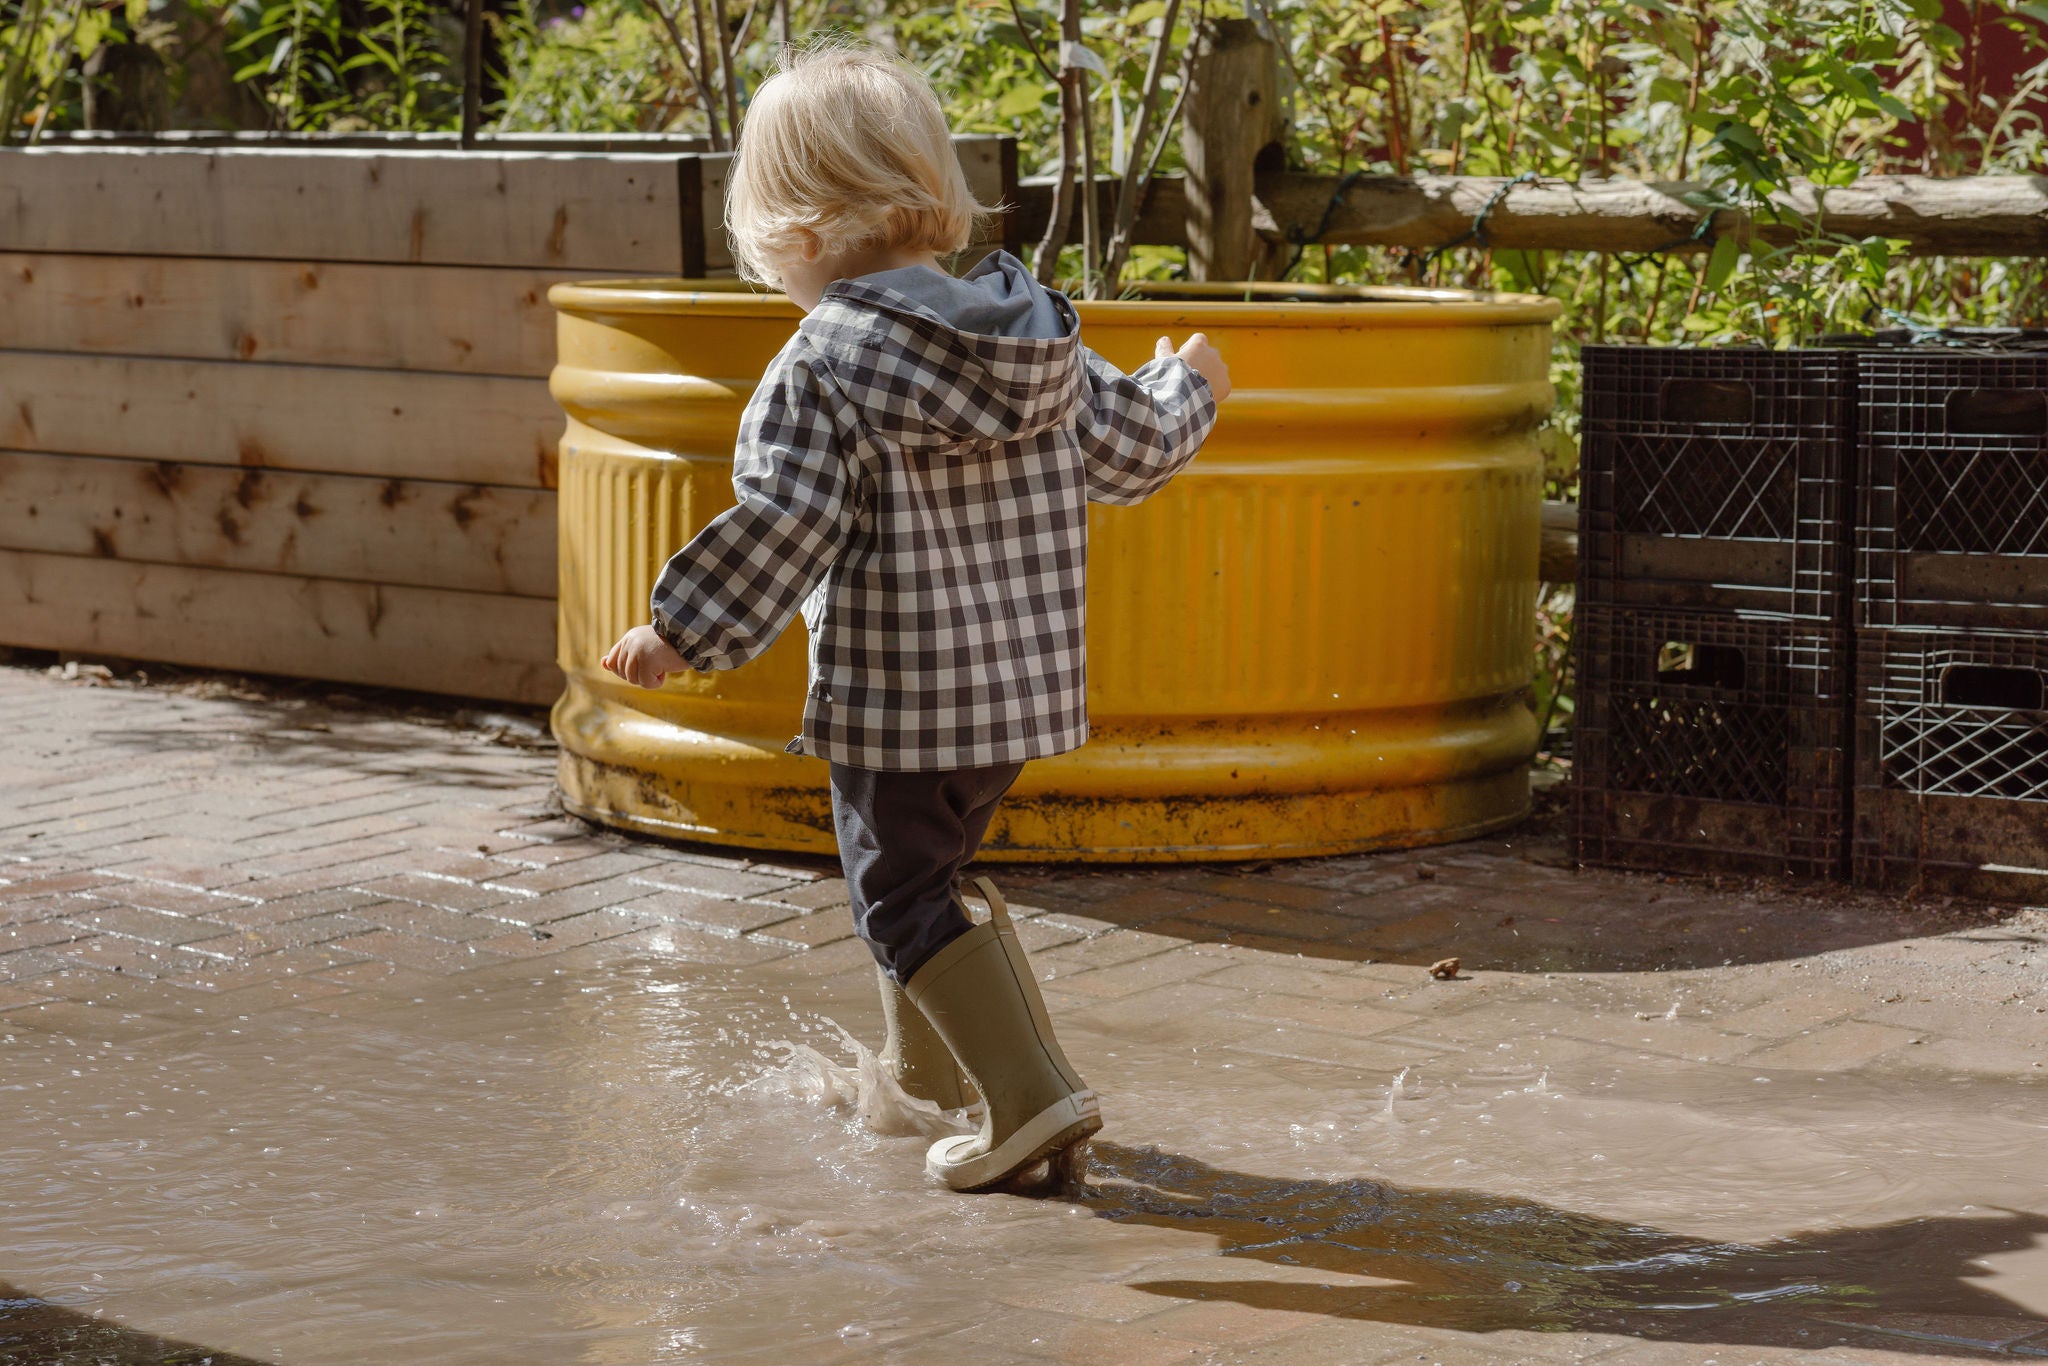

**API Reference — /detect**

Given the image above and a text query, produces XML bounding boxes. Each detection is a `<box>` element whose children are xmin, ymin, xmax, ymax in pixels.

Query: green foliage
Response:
<box><xmin>494</xmin><ymin>2</ymin><xmax>675</xmax><ymax>132</ymax></box>
<box><xmin>1</xmin><ymin>0</ymin><xmax>150</xmax><ymax>142</ymax></box>
<box><xmin>225</xmin><ymin>0</ymin><xmax>458</xmax><ymax>130</ymax></box>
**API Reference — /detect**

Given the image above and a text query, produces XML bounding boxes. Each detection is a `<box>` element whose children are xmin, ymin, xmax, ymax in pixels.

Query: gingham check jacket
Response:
<box><xmin>649</xmin><ymin>257</ymin><xmax>1218</xmax><ymax>772</ymax></box>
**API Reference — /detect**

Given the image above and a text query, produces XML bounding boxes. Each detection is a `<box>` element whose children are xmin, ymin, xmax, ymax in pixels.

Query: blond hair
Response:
<box><xmin>723</xmin><ymin>39</ymin><xmax>990</xmax><ymax>287</ymax></box>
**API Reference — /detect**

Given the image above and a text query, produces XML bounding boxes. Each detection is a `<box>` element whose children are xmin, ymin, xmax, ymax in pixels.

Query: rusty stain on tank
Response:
<box><xmin>235</xmin><ymin>332</ymin><xmax>259</xmax><ymax>360</ymax></box>
<box><xmin>216</xmin><ymin>508</ymin><xmax>244</xmax><ymax>546</ymax></box>
<box><xmin>234</xmin><ymin>471</ymin><xmax>265</xmax><ymax>509</ymax></box>
<box><xmin>91</xmin><ymin>528</ymin><xmax>116</xmax><ymax>558</ymax></box>
<box><xmin>545</xmin><ymin>207</ymin><xmax>570</xmax><ymax>260</ymax></box>
<box><xmin>366</xmin><ymin>587</ymin><xmax>387</xmax><ymax>636</ymax></box>
<box><xmin>299</xmin><ymin>268</ymin><xmax>320</xmax><ymax>290</ymax></box>
<box><xmin>294</xmin><ymin>494</ymin><xmax>319</xmax><ymax>519</ymax></box>
<box><xmin>380</xmin><ymin>480</ymin><xmax>406</xmax><ymax>509</ymax></box>
<box><xmin>145</xmin><ymin>461</ymin><xmax>181</xmax><ymax>496</ymax></box>
<box><xmin>536</xmin><ymin>445</ymin><xmax>558</xmax><ymax>489</ymax></box>
<box><xmin>236</xmin><ymin>438</ymin><xmax>269</xmax><ymax>468</ymax></box>
<box><xmin>13</xmin><ymin>401</ymin><xmax>34</xmax><ymax>441</ymax></box>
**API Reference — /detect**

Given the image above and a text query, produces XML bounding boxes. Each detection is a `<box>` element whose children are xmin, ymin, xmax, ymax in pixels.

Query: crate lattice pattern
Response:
<box><xmin>1858</xmin><ymin>350</ymin><xmax>2048</xmax><ymax>628</ymax></box>
<box><xmin>1608</xmin><ymin>432</ymin><xmax>1798</xmax><ymax>541</ymax></box>
<box><xmin>1862</xmin><ymin>633</ymin><xmax>2048</xmax><ymax>803</ymax></box>
<box><xmin>1579</xmin><ymin>347</ymin><xmax>1855</xmax><ymax>622</ymax></box>
<box><xmin>1573</xmin><ymin>605</ymin><xmax>1850</xmax><ymax>876</ymax></box>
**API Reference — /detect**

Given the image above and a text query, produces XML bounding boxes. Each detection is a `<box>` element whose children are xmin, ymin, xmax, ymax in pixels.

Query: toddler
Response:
<box><xmin>603</xmin><ymin>39</ymin><xmax>1228</xmax><ymax>1191</ymax></box>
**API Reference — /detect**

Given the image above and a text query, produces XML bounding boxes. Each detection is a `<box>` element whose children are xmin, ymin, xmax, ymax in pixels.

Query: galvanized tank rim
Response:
<box><xmin>547</xmin><ymin>278</ymin><xmax>1563</xmax><ymax>328</ymax></box>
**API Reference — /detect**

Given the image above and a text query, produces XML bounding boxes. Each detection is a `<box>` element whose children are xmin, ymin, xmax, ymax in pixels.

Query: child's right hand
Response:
<box><xmin>1155</xmin><ymin>332</ymin><xmax>1231</xmax><ymax>402</ymax></box>
<box><xmin>603</xmin><ymin>625</ymin><xmax>689</xmax><ymax>689</ymax></box>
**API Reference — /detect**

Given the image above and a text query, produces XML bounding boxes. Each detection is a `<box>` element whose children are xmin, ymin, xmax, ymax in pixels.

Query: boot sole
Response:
<box><xmin>927</xmin><ymin>1090</ymin><xmax>1102</xmax><ymax>1192</ymax></box>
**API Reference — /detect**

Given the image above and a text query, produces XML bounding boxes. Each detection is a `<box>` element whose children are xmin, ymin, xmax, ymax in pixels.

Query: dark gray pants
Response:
<box><xmin>829</xmin><ymin>761</ymin><xmax>1025</xmax><ymax>985</ymax></box>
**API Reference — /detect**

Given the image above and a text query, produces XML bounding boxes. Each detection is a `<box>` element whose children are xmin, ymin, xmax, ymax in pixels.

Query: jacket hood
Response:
<box><xmin>798</xmin><ymin>250</ymin><xmax>1085</xmax><ymax>448</ymax></box>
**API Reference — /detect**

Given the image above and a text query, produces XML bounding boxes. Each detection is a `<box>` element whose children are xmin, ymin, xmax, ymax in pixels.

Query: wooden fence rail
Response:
<box><xmin>1012</xmin><ymin>172</ymin><xmax>2048</xmax><ymax>261</ymax></box>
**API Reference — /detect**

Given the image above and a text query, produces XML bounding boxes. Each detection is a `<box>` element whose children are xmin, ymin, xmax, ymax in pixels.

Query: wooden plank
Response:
<box><xmin>957</xmin><ymin>134</ymin><xmax>1010</xmax><ymax>244</ymax></box>
<box><xmin>0</xmin><ymin>352</ymin><xmax>562</xmax><ymax>489</ymax></box>
<box><xmin>0</xmin><ymin>450</ymin><xmax>556</xmax><ymax>598</ymax></box>
<box><xmin>1541</xmin><ymin>498</ymin><xmax>1576</xmax><ymax>584</ymax></box>
<box><xmin>1183</xmin><ymin>20</ymin><xmax>1288</xmax><ymax>281</ymax></box>
<box><xmin>0</xmin><ymin>146</ymin><xmax>683</xmax><ymax>270</ymax></box>
<box><xmin>1255</xmin><ymin>171</ymin><xmax>2048</xmax><ymax>257</ymax></box>
<box><xmin>1014</xmin><ymin>171</ymin><xmax>2048</xmax><ymax>257</ymax></box>
<box><xmin>0</xmin><ymin>253</ymin><xmax>576</xmax><ymax>378</ymax></box>
<box><xmin>696</xmin><ymin>152</ymin><xmax>736</xmax><ymax>276</ymax></box>
<box><xmin>0</xmin><ymin>548</ymin><xmax>560</xmax><ymax>705</ymax></box>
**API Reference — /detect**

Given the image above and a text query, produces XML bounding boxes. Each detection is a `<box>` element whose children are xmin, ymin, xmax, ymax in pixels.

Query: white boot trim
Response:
<box><xmin>926</xmin><ymin>1090</ymin><xmax>1100</xmax><ymax>1191</ymax></box>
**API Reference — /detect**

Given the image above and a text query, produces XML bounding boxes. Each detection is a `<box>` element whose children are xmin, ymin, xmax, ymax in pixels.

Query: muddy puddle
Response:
<box><xmin>4</xmin><ymin>947</ymin><xmax>2045</xmax><ymax>1363</ymax></box>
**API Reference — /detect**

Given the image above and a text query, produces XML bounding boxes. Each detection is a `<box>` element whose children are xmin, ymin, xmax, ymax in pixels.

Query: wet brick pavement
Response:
<box><xmin>3</xmin><ymin>660</ymin><xmax>2046</xmax><ymax>1363</ymax></box>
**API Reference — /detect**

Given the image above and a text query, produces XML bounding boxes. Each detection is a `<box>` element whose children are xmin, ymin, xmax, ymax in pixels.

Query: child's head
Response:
<box><xmin>723</xmin><ymin>39</ymin><xmax>989</xmax><ymax>290</ymax></box>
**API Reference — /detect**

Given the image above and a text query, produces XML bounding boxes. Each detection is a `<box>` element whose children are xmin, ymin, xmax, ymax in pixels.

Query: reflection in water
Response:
<box><xmin>1082</xmin><ymin>1142</ymin><xmax>2048</xmax><ymax>1350</ymax></box>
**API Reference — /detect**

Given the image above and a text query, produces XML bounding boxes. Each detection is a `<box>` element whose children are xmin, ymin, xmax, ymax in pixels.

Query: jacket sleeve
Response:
<box><xmin>648</xmin><ymin>350</ymin><xmax>857</xmax><ymax>672</ymax></box>
<box><xmin>1073</xmin><ymin>347</ymin><xmax>1219</xmax><ymax>506</ymax></box>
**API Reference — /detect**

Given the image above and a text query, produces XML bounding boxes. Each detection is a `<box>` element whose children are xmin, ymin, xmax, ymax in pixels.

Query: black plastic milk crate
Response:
<box><xmin>1573</xmin><ymin>605</ymin><xmax>1852</xmax><ymax>879</ymax></box>
<box><xmin>1857</xmin><ymin>350</ymin><xmax>2048</xmax><ymax>631</ymax></box>
<box><xmin>1853</xmin><ymin>628</ymin><xmax>2048</xmax><ymax>903</ymax></box>
<box><xmin>1579</xmin><ymin>347</ymin><xmax>1856</xmax><ymax>622</ymax></box>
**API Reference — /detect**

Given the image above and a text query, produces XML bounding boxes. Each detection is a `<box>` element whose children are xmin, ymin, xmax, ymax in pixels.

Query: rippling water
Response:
<box><xmin>3</xmin><ymin>952</ymin><xmax>2044</xmax><ymax>1362</ymax></box>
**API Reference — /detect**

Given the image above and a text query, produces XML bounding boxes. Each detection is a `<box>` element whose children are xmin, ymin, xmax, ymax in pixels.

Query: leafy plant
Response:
<box><xmin>226</xmin><ymin>0</ymin><xmax>457</xmax><ymax>131</ymax></box>
<box><xmin>1</xmin><ymin>0</ymin><xmax>146</xmax><ymax>143</ymax></box>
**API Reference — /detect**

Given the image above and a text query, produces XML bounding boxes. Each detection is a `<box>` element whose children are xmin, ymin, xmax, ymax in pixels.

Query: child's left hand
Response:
<box><xmin>603</xmin><ymin>625</ymin><xmax>689</xmax><ymax>689</ymax></box>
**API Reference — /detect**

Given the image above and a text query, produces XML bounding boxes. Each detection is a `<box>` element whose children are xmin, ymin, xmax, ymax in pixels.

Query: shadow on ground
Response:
<box><xmin>996</xmin><ymin>822</ymin><xmax>2043</xmax><ymax>976</ymax></box>
<box><xmin>0</xmin><ymin>1283</ymin><xmax>274</xmax><ymax>1365</ymax></box>
<box><xmin>1078</xmin><ymin>1143</ymin><xmax>2048</xmax><ymax>1357</ymax></box>
<box><xmin>23</xmin><ymin>662</ymin><xmax>553</xmax><ymax>793</ymax></box>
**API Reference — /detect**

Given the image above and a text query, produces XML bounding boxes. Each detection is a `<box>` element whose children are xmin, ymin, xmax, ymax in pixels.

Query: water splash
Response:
<box><xmin>751</xmin><ymin>1017</ymin><xmax>971</xmax><ymax>1141</ymax></box>
<box><xmin>1382</xmin><ymin>1066</ymin><xmax>1414</xmax><ymax>1122</ymax></box>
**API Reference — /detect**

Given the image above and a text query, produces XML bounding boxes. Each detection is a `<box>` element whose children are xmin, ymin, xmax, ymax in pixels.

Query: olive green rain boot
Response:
<box><xmin>875</xmin><ymin>962</ymin><xmax>978</xmax><ymax>1113</ymax></box>
<box><xmin>903</xmin><ymin>876</ymin><xmax>1101</xmax><ymax>1191</ymax></box>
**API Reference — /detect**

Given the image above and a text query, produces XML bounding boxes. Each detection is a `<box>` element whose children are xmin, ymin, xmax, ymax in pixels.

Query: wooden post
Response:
<box><xmin>1181</xmin><ymin>18</ymin><xmax>1285</xmax><ymax>282</ymax></box>
<box><xmin>461</xmin><ymin>0</ymin><xmax>485</xmax><ymax>148</ymax></box>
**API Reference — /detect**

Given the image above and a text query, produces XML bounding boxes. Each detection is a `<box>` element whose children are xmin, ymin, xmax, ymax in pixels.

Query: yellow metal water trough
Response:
<box><xmin>548</xmin><ymin>279</ymin><xmax>1560</xmax><ymax>861</ymax></box>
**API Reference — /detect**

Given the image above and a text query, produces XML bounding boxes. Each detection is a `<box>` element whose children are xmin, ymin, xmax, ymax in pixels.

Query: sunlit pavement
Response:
<box><xmin>3</xmin><ymin>660</ymin><xmax>2045</xmax><ymax>1365</ymax></box>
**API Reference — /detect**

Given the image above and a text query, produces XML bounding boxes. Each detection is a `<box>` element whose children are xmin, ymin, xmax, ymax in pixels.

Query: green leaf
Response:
<box><xmin>995</xmin><ymin>81</ymin><xmax>1049</xmax><ymax>117</ymax></box>
<box><xmin>1647</xmin><ymin>75</ymin><xmax>1688</xmax><ymax>107</ymax></box>
<box><xmin>1705</xmin><ymin>234</ymin><xmax>1741</xmax><ymax>293</ymax></box>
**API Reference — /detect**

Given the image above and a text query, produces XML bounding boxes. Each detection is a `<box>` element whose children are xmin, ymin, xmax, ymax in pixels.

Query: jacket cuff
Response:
<box><xmin>650</xmin><ymin>614</ymin><xmax>712</xmax><ymax>672</ymax></box>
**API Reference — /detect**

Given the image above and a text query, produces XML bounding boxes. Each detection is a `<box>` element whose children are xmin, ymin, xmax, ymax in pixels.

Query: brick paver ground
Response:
<box><xmin>3</xmin><ymin>657</ymin><xmax>2045</xmax><ymax>1364</ymax></box>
